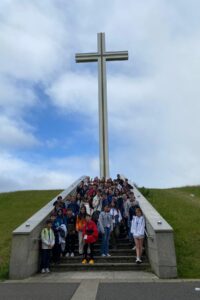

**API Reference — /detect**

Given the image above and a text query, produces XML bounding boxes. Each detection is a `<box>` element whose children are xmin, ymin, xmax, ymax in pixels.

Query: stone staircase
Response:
<box><xmin>51</xmin><ymin>233</ymin><xmax>150</xmax><ymax>272</ymax></box>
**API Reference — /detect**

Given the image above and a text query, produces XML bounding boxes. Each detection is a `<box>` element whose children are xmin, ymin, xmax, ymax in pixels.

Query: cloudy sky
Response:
<box><xmin>0</xmin><ymin>0</ymin><xmax>200</xmax><ymax>192</ymax></box>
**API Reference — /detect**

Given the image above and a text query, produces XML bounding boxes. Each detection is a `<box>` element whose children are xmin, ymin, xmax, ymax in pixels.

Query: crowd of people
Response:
<box><xmin>40</xmin><ymin>175</ymin><xmax>146</xmax><ymax>273</ymax></box>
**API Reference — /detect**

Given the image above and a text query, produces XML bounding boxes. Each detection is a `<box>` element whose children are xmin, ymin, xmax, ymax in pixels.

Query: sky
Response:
<box><xmin>0</xmin><ymin>0</ymin><xmax>200</xmax><ymax>192</ymax></box>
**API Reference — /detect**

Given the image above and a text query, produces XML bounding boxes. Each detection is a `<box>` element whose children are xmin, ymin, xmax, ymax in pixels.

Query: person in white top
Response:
<box><xmin>92</xmin><ymin>189</ymin><xmax>102</xmax><ymax>212</ymax></box>
<box><xmin>130</xmin><ymin>207</ymin><xmax>145</xmax><ymax>264</ymax></box>
<box><xmin>41</xmin><ymin>219</ymin><xmax>55</xmax><ymax>273</ymax></box>
<box><xmin>80</xmin><ymin>198</ymin><xmax>94</xmax><ymax>216</ymax></box>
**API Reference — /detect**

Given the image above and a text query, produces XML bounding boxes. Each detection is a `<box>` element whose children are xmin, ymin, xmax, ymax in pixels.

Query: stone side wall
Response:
<box><xmin>133</xmin><ymin>185</ymin><xmax>177</xmax><ymax>278</ymax></box>
<box><xmin>9</xmin><ymin>176</ymin><xmax>86</xmax><ymax>279</ymax></box>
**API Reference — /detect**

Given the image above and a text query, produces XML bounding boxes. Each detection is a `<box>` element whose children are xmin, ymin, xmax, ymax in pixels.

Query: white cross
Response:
<box><xmin>75</xmin><ymin>32</ymin><xmax>128</xmax><ymax>179</ymax></box>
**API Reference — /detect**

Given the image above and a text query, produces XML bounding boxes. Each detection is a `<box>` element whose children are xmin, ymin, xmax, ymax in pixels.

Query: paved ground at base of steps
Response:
<box><xmin>2</xmin><ymin>274</ymin><xmax>200</xmax><ymax>300</ymax></box>
<box><xmin>6</xmin><ymin>270</ymin><xmax>158</xmax><ymax>283</ymax></box>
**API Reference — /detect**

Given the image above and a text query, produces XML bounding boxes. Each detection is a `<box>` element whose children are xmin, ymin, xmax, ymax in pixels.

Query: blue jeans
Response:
<box><xmin>101</xmin><ymin>227</ymin><xmax>111</xmax><ymax>255</ymax></box>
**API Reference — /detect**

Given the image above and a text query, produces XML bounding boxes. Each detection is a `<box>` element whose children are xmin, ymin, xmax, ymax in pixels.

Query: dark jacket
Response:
<box><xmin>68</xmin><ymin>202</ymin><xmax>80</xmax><ymax>216</ymax></box>
<box><xmin>66</xmin><ymin>215</ymin><xmax>76</xmax><ymax>235</ymax></box>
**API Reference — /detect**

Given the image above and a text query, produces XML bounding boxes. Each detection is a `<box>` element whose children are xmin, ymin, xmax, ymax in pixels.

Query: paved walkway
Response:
<box><xmin>96</xmin><ymin>282</ymin><xmax>200</xmax><ymax>300</ymax></box>
<box><xmin>7</xmin><ymin>270</ymin><xmax>158</xmax><ymax>283</ymax></box>
<box><xmin>2</xmin><ymin>272</ymin><xmax>200</xmax><ymax>300</ymax></box>
<box><xmin>0</xmin><ymin>283</ymin><xmax>78</xmax><ymax>300</ymax></box>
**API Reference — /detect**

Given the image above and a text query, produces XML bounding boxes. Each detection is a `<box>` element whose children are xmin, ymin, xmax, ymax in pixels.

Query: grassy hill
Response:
<box><xmin>0</xmin><ymin>186</ymin><xmax>200</xmax><ymax>279</ymax></box>
<box><xmin>142</xmin><ymin>186</ymin><xmax>200</xmax><ymax>278</ymax></box>
<box><xmin>0</xmin><ymin>190</ymin><xmax>62</xmax><ymax>280</ymax></box>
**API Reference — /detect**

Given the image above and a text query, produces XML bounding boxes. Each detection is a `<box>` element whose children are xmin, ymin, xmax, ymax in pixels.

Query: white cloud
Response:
<box><xmin>0</xmin><ymin>151</ymin><xmax>99</xmax><ymax>192</ymax></box>
<box><xmin>0</xmin><ymin>0</ymin><xmax>70</xmax><ymax>82</ymax></box>
<box><xmin>0</xmin><ymin>76</ymin><xmax>37</xmax><ymax>116</ymax></box>
<box><xmin>46</xmin><ymin>71</ymin><xmax>98</xmax><ymax>115</ymax></box>
<box><xmin>1</xmin><ymin>0</ymin><xmax>200</xmax><ymax>191</ymax></box>
<box><xmin>0</xmin><ymin>116</ymin><xmax>40</xmax><ymax>148</ymax></box>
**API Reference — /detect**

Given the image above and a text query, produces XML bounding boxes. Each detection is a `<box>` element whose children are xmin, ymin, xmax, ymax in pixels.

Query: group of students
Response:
<box><xmin>40</xmin><ymin>175</ymin><xmax>146</xmax><ymax>273</ymax></box>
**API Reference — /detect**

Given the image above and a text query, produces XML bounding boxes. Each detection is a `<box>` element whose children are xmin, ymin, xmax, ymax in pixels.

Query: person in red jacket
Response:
<box><xmin>82</xmin><ymin>213</ymin><xmax>98</xmax><ymax>264</ymax></box>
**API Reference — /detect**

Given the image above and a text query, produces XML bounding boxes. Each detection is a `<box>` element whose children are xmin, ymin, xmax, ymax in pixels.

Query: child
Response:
<box><xmin>52</xmin><ymin>210</ymin><xmax>67</xmax><ymax>262</ymax></box>
<box><xmin>110</xmin><ymin>201</ymin><xmax>122</xmax><ymax>249</ymax></box>
<box><xmin>130</xmin><ymin>207</ymin><xmax>145</xmax><ymax>263</ymax></box>
<box><xmin>67</xmin><ymin>195</ymin><xmax>80</xmax><ymax>217</ymax></box>
<box><xmin>51</xmin><ymin>213</ymin><xmax>61</xmax><ymax>264</ymax></box>
<box><xmin>101</xmin><ymin>193</ymin><xmax>110</xmax><ymax>210</ymax></box>
<box><xmin>54</xmin><ymin>209</ymin><xmax>67</xmax><ymax>227</ymax></box>
<box><xmin>129</xmin><ymin>195</ymin><xmax>140</xmax><ymax>250</ymax></box>
<box><xmin>65</xmin><ymin>208</ymin><xmax>76</xmax><ymax>257</ymax></box>
<box><xmin>41</xmin><ymin>219</ymin><xmax>55</xmax><ymax>273</ymax></box>
<box><xmin>82</xmin><ymin>214</ymin><xmax>98</xmax><ymax>264</ymax></box>
<box><xmin>76</xmin><ymin>205</ymin><xmax>87</xmax><ymax>255</ymax></box>
<box><xmin>123</xmin><ymin>194</ymin><xmax>130</xmax><ymax>237</ymax></box>
<box><xmin>98</xmin><ymin>205</ymin><xmax>113</xmax><ymax>257</ymax></box>
<box><xmin>80</xmin><ymin>196</ymin><xmax>93</xmax><ymax>216</ymax></box>
<box><xmin>92</xmin><ymin>189</ymin><xmax>102</xmax><ymax>212</ymax></box>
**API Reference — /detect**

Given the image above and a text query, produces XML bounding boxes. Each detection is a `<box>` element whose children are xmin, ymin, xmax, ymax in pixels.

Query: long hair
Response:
<box><xmin>79</xmin><ymin>205</ymin><xmax>86</xmax><ymax>219</ymax></box>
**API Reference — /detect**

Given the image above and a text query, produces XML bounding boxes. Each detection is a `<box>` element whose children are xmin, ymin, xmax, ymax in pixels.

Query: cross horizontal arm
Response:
<box><xmin>75</xmin><ymin>53</ymin><xmax>99</xmax><ymax>63</ymax></box>
<box><xmin>105</xmin><ymin>51</ymin><xmax>128</xmax><ymax>61</ymax></box>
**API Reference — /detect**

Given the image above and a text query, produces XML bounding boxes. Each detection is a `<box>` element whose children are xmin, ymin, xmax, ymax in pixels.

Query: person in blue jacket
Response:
<box><xmin>54</xmin><ymin>209</ymin><xmax>67</xmax><ymax>227</ymax></box>
<box><xmin>101</xmin><ymin>192</ymin><xmax>112</xmax><ymax>210</ymax></box>
<box><xmin>65</xmin><ymin>208</ymin><xmax>76</xmax><ymax>257</ymax></box>
<box><xmin>67</xmin><ymin>195</ymin><xmax>80</xmax><ymax>216</ymax></box>
<box><xmin>51</xmin><ymin>210</ymin><xmax>66</xmax><ymax>262</ymax></box>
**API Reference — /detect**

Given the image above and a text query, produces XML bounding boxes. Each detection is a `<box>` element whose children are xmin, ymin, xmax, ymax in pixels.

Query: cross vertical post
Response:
<box><xmin>97</xmin><ymin>33</ymin><xmax>109</xmax><ymax>179</ymax></box>
<box><xmin>75</xmin><ymin>33</ymin><xmax>128</xmax><ymax>179</ymax></box>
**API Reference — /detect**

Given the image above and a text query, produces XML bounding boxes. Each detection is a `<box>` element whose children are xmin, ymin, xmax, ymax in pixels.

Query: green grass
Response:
<box><xmin>143</xmin><ymin>186</ymin><xmax>200</xmax><ymax>278</ymax></box>
<box><xmin>0</xmin><ymin>190</ymin><xmax>62</xmax><ymax>280</ymax></box>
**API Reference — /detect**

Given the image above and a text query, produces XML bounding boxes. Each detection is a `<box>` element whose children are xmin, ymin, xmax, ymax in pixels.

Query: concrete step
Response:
<box><xmin>74</xmin><ymin>243</ymin><xmax>133</xmax><ymax>250</ymax></box>
<box><xmin>75</xmin><ymin>237</ymin><xmax>132</xmax><ymax>246</ymax></box>
<box><xmin>92</xmin><ymin>248</ymin><xmax>136</xmax><ymax>256</ymax></box>
<box><xmin>58</xmin><ymin>255</ymin><xmax>147</xmax><ymax>264</ymax></box>
<box><xmin>69</xmin><ymin>247</ymin><xmax>136</xmax><ymax>256</ymax></box>
<box><xmin>51</xmin><ymin>262</ymin><xmax>150</xmax><ymax>272</ymax></box>
<box><xmin>62</xmin><ymin>248</ymin><xmax>136</xmax><ymax>257</ymax></box>
<box><xmin>52</xmin><ymin>231</ymin><xmax>149</xmax><ymax>272</ymax></box>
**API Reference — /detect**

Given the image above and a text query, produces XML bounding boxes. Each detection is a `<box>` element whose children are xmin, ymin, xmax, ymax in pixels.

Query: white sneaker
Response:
<box><xmin>101</xmin><ymin>254</ymin><xmax>106</xmax><ymax>257</ymax></box>
<box><xmin>136</xmin><ymin>258</ymin><xmax>142</xmax><ymax>264</ymax></box>
<box><xmin>132</xmin><ymin>246</ymin><xmax>136</xmax><ymax>251</ymax></box>
<box><xmin>41</xmin><ymin>268</ymin><xmax>45</xmax><ymax>274</ymax></box>
<box><xmin>71</xmin><ymin>252</ymin><xmax>74</xmax><ymax>257</ymax></box>
<box><xmin>106</xmin><ymin>253</ymin><xmax>111</xmax><ymax>257</ymax></box>
<box><xmin>45</xmin><ymin>268</ymin><xmax>50</xmax><ymax>273</ymax></box>
<box><xmin>65</xmin><ymin>252</ymin><xmax>70</xmax><ymax>257</ymax></box>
